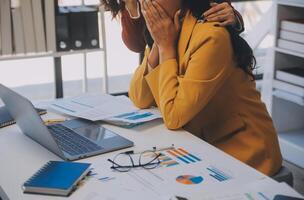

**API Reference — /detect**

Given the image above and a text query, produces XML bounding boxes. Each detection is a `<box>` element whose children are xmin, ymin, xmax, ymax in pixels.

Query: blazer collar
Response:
<box><xmin>178</xmin><ymin>11</ymin><xmax>197</xmax><ymax>58</ymax></box>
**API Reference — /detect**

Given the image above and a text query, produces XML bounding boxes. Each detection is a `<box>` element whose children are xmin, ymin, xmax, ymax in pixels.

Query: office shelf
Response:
<box><xmin>0</xmin><ymin>6</ymin><xmax>108</xmax><ymax>98</ymax></box>
<box><xmin>277</xmin><ymin>0</ymin><xmax>304</xmax><ymax>8</ymax></box>
<box><xmin>273</xmin><ymin>80</ymin><xmax>304</xmax><ymax>94</ymax></box>
<box><xmin>0</xmin><ymin>48</ymin><xmax>105</xmax><ymax>61</ymax></box>
<box><xmin>275</xmin><ymin>47</ymin><xmax>304</xmax><ymax>59</ymax></box>
<box><xmin>273</xmin><ymin>90</ymin><xmax>304</xmax><ymax>107</ymax></box>
<box><xmin>261</xmin><ymin>0</ymin><xmax>304</xmax><ymax>168</ymax></box>
<box><xmin>278</xmin><ymin>129</ymin><xmax>304</xmax><ymax>168</ymax></box>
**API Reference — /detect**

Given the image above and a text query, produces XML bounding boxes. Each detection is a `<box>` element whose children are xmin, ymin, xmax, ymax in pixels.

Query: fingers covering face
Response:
<box><xmin>140</xmin><ymin>0</ymin><xmax>171</xmax><ymax>31</ymax></box>
<box><xmin>151</xmin><ymin>1</ymin><xmax>167</xmax><ymax>19</ymax></box>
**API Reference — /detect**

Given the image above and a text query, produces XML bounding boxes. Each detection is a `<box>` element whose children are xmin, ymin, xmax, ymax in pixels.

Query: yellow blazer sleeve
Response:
<box><xmin>128</xmin><ymin>48</ymin><xmax>156</xmax><ymax>109</ymax></box>
<box><xmin>145</xmin><ymin>27</ymin><xmax>235</xmax><ymax>129</ymax></box>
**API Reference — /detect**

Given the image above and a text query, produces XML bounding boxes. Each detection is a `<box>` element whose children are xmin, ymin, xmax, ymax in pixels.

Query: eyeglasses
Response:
<box><xmin>107</xmin><ymin>150</ymin><xmax>161</xmax><ymax>172</ymax></box>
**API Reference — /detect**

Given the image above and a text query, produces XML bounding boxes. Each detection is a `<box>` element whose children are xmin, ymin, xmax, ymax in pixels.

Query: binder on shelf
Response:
<box><xmin>11</xmin><ymin>0</ymin><xmax>26</xmax><ymax>54</ymax></box>
<box><xmin>20</xmin><ymin>0</ymin><xmax>36</xmax><ymax>53</ymax></box>
<box><xmin>66</xmin><ymin>5</ymin><xmax>99</xmax><ymax>50</ymax></box>
<box><xmin>276</xmin><ymin>67</ymin><xmax>304</xmax><ymax>87</ymax></box>
<box><xmin>31</xmin><ymin>0</ymin><xmax>46</xmax><ymax>52</ymax></box>
<box><xmin>44</xmin><ymin>0</ymin><xmax>57</xmax><ymax>52</ymax></box>
<box><xmin>280</xmin><ymin>30</ymin><xmax>304</xmax><ymax>44</ymax></box>
<box><xmin>85</xmin><ymin>11</ymin><xmax>100</xmax><ymax>49</ymax></box>
<box><xmin>55</xmin><ymin>13</ymin><xmax>70</xmax><ymax>52</ymax></box>
<box><xmin>281</xmin><ymin>19</ymin><xmax>304</xmax><ymax>34</ymax></box>
<box><xmin>0</xmin><ymin>0</ymin><xmax>13</xmax><ymax>55</ymax></box>
<box><xmin>69</xmin><ymin>12</ymin><xmax>86</xmax><ymax>50</ymax></box>
<box><xmin>278</xmin><ymin>39</ymin><xmax>304</xmax><ymax>54</ymax></box>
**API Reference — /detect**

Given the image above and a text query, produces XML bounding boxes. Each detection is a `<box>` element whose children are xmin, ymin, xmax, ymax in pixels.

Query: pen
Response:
<box><xmin>124</xmin><ymin>144</ymin><xmax>175</xmax><ymax>154</ymax></box>
<box><xmin>152</xmin><ymin>144</ymin><xmax>175</xmax><ymax>152</ymax></box>
<box><xmin>44</xmin><ymin>118</ymin><xmax>66</xmax><ymax>125</ymax></box>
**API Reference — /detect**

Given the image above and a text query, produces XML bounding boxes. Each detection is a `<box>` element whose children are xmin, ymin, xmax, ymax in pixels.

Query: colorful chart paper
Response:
<box><xmin>176</xmin><ymin>175</ymin><xmax>203</xmax><ymax>185</ymax></box>
<box><xmin>207</xmin><ymin>166</ymin><xmax>232</xmax><ymax>182</ymax></box>
<box><xmin>167</xmin><ymin>148</ymin><xmax>201</xmax><ymax>164</ymax></box>
<box><xmin>115</xmin><ymin>112</ymin><xmax>153</xmax><ymax>120</ymax></box>
<box><xmin>158</xmin><ymin>153</ymin><xmax>179</xmax><ymax>167</ymax></box>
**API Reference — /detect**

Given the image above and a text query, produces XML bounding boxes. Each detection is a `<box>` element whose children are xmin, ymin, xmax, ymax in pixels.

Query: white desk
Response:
<box><xmin>0</xmin><ymin>111</ymin><xmax>273</xmax><ymax>200</ymax></box>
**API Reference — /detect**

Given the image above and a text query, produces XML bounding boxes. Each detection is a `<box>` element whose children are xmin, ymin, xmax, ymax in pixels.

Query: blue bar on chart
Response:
<box><xmin>178</xmin><ymin>148</ymin><xmax>201</xmax><ymax>162</ymax></box>
<box><xmin>126</xmin><ymin>112</ymin><xmax>153</xmax><ymax>120</ymax></box>
<box><xmin>167</xmin><ymin>148</ymin><xmax>202</xmax><ymax>164</ymax></box>
<box><xmin>207</xmin><ymin>166</ymin><xmax>232</xmax><ymax>182</ymax></box>
<box><xmin>114</xmin><ymin>111</ymin><xmax>154</xmax><ymax>121</ymax></box>
<box><xmin>114</xmin><ymin>112</ymin><xmax>138</xmax><ymax>118</ymax></box>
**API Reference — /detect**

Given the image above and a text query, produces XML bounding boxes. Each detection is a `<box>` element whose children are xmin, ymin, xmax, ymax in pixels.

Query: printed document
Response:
<box><xmin>49</xmin><ymin>94</ymin><xmax>161</xmax><ymax>123</ymax></box>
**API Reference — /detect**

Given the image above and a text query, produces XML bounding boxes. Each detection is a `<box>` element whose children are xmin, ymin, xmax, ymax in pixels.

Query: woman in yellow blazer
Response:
<box><xmin>129</xmin><ymin>0</ymin><xmax>282</xmax><ymax>176</ymax></box>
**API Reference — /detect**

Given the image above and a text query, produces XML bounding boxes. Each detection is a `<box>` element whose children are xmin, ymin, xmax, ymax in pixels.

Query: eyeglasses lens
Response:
<box><xmin>139</xmin><ymin>151</ymin><xmax>160</xmax><ymax>169</ymax></box>
<box><xmin>112</xmin><ymin>153</ymin><xmax>133</xmax><ymax>172</ymax></box>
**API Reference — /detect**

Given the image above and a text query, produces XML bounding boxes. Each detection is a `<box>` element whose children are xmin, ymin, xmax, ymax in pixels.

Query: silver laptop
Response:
<box><xmin>0</xmin><ymin>84</ymin><xmax>134</xmax><ymax>161</ymax></box>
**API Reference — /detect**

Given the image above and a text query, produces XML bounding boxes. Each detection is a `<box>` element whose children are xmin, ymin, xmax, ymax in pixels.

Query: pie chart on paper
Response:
<box><xmin>176</xmin><ymin>175</ymin><xmax>203</xmax><ymax>185</ymax></box>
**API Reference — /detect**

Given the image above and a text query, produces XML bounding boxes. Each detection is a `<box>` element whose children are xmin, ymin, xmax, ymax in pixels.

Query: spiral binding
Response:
<box><xmin>24</xmin><ymin>161</ymin><xmax>52</xmax><ymax>186</ymax></box>
<box><xmin>0</xmin><ymin>121</ymin><xmax>15</xmax><ymax>128</ymax></box>
<box><xmin>0</xmin><ymin>109</ymin><xmax>46</xmax><ymax>128</ymax></box>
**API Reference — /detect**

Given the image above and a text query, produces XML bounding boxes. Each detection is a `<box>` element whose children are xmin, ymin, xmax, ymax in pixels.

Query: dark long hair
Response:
<box><xmin>100</xmin><ymin>0</ymin><xmax>125</xmax><ymax>18</ymax></box>
<box><xmin>184</xmin><ymin>0</ymin><xmax>256</xmax><ymax>79</ymax></box>
<box><xmin>101</xmin><ymin>0</ymin><xmax>256</xmax><ymax>78</ymax></box>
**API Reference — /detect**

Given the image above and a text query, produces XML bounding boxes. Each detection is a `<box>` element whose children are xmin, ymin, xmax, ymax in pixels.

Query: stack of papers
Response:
<box><xmin>85</xmin><ymin>146</ymin><xmax>267</xmax><ymax>199</ymax></box>
<box><xmin>74</xmin><ymin>144</ymin><xmax>303</xmax><ymax>200</ymax></box>
<box><xmin>49</xmin><ymin>94</ymin><xmax>162</xmax><ymax>127</ymax></box>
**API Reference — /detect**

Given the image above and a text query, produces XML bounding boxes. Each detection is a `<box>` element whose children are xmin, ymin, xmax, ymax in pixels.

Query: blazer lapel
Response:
<box><xmin>178</xmin><ymin>11</ymin><xmax>197</xmax><ymax>60</ymax></box>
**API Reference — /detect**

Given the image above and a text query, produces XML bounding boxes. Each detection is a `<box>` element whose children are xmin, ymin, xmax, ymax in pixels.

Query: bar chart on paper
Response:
<box><xmin>158</xmin><ymin>153</ymin><xmax>180</xmax><ymax>167</ymax></box>
<box><xmin>115</xmin><ymin>112</ymin><xmax>153</xmax><ymax>120</ymax></box>
<box><xmin>207</xmin><ymin>166</ymin><xmax>233</xmax><ymax>182</ymax></box>
<box><xmin>110</xmin><ymin>110</ymin><xmax>161</xmax><ymax>124</ymax></box>
<box><xmin>166</xmin><ymin>148</ymin><xmax>201</xmax><ymax>165</ymax></box>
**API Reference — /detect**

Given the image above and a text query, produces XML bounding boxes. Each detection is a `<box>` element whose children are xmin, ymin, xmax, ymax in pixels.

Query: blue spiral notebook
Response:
<box><xmin>23</xmin><ymin>161</ymin><xmax>91</xmax><ymax>196</ymax></box>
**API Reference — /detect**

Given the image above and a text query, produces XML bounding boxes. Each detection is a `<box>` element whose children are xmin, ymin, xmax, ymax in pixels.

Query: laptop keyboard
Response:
<box><xmin>47</xmin><ymin>124</ymin><xmax>103</xmax><ymax>156</ymax></box>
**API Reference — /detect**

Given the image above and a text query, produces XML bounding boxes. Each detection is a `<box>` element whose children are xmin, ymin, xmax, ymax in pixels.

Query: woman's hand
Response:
<box><xmin>140</xmin><ymin>0</ymin><xmax>181</xmax><ymax>62</ymax></box>
<box><xmin>203</xmin><ymin>2</ymin><xmax>237</xmax><ymax>27</ymax></box>
<box><xmin>123</xmin><ymin>0</ymin><xmax>139</xmax><ymax>17</ymax></box>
